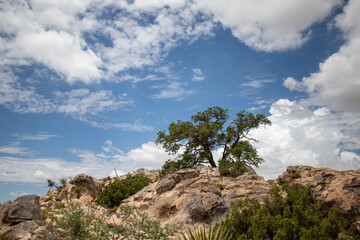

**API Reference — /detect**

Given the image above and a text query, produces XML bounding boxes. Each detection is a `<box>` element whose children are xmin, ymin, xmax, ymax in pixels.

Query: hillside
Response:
<box><xmin>0</xmin><ymin>165</ymin><xmax>359</xmax><ymax>239</ymax></box>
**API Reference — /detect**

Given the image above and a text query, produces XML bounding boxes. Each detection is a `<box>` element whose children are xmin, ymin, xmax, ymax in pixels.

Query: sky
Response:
<box><xmin>0</xmin><ymin>0</ymin><xmax>359</xmax><ymax>203</ymax></box>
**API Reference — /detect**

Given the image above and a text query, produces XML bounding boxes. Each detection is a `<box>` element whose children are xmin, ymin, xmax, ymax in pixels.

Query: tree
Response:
<box><xmin>156</xmin><ymin>106</ymin><xmax>271</xmax><ymax>175</ymax></box>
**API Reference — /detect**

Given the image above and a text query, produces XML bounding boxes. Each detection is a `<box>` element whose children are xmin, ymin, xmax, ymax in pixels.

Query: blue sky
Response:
<box><xmin>1</xmin><ymin>0</ymin><xmax>360</xmax><ymax>203</ymax></box>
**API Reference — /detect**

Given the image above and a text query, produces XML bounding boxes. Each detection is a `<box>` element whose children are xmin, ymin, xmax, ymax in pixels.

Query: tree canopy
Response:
<box><xmin>156</xmin><ymin>106</ymin><xmax>271</xmax><ymax>175</ymax></box>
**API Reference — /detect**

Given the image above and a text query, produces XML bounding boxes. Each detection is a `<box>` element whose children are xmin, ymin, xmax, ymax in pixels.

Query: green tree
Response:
<box><xmin>156</xmin><ymin>106</ymin><xmax>271</xmax><ymax>175</ymax></box>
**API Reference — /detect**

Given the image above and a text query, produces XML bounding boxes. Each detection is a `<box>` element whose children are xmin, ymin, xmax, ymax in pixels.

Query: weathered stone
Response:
<box><xmin>73</xmin><ymin>174</ymin><xmax>104</xmax><ymax>199</ymax></box>
<box><xmin>156</xmin><ymin>175</ymin><xmax>177</xmax><ymax>194</ymax></box>
<box><xmin>0</xmin><ymin>221</ymin><xmax>36</xmax><ymax>240</ymax></box>
<box><xmin>277</xmin><ymin>166</ymin><xmax>360</xmax><ymax>231</ymax></box>
<box><xmin>4</xmin><ymin>195</ymin><xmax>42</xmax><ymax>224</ymax></box>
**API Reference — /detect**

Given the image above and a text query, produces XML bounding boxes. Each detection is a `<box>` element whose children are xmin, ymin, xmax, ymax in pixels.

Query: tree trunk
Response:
<box><xmin>208</xmin><ymin>153</ymin><xmax>217</xmax><ymax>168</ymax></box>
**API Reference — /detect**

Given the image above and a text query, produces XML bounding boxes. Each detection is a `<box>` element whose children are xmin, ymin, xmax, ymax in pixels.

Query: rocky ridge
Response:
<box><xmin>0</xmin><ymin>165</ymin><xmax>359</xmax><ymax>239</ymax></box>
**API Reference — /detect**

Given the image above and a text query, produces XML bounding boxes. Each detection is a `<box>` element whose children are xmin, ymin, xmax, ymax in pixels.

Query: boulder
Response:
<box><xmin>277</xmin><ymin>166</ymin><xmax>360</xmax><ymax>231</ymax></box>
<box><xmin>3</xmin><ymin>195</ymin><xmax>42</xmax><ymax>224</ymax></box>
<box><xmin>73</xmin><ymin>174</ymin><xmax>104</xmax><ymax>199</ymax></box>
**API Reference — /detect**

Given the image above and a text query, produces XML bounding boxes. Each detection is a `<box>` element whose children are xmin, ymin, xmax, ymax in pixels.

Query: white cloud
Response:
<box><xmin>194</xmin><ymin>0</ymin><xmax>343</xmax><ymax>51</ymax></box>
<box><xmin>0</xmin><ymin>140</ymin><xmax>175</xmax><ymax>182</ymax></box>
<box><xmin>13</xmin><ymin>132</ymin><xmax>57</xmax><ymax>141</ymax></box>
<box><xmin>0</xmin><ymin>142</ymin><xmax>31</xmax><ymax>156</ymax></box>
<box><xmin>0</xmin><ymin>68</ymin><xmax>138</xmax><ymax>128</ymax></box>
<box><xmin>284</xmin><ymin>0</ymin><xmax>360</xmax><ymax>112</ymax></box>
<box><xmin>252</xmin><ymin>99</ymin><xmax>360</xmax><ymax>179</ymax></box>
<box><xmin>241</xmin><ymin>79</ymin><xmax>275</xmax><ymax>88</ymax></box>
<box><xmin>85</xmin><ymin>119</ymin><xmax>154</xmax><ymax>132</ymax></box>
<box><xmin>127</xmin><ymin>142</ymin><xmax>177</xmax><ymax>169</ymax></box>
<box><xmin>192</xmin><ymin>68</ymin><xmax>205</xmax><ymax>81</ymax></box>
<box><xmin>152</xmin><ymin>81</ymin><xmax>196</xmax><ymax>100</ymax></box>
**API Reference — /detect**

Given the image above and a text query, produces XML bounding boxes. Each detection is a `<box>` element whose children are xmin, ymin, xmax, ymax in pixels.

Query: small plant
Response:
<box><xmin>44</xmin><ymin>196</ymin><xmax>53</xmax><ymax>202</ymax></box>
<box><xmin>95</xmin><ymin>174</ymin><xmax>152</xmax><ymax>208</ymax></box>
<box><xmin>74</xmin><ymin>187</ymin><xmax>82</xmax><ymax>194</ymax></box>
<box><xmin>54</xmin><ymin>202</ymin><xmax>65</xmax><ymax>209</ymax></box>
<box><xmin>290</xmin><ymin>171</ymin><xmax>301</xmax><ymax>179</ymax></box>
<box><xmin>215</xmin><ymin>183</ymin><xmax>225</xmax><ymax>190</ymax></box>
<box><xmin>114</xmin><ymin>205</ymin><xmax>175</xmax><ymax>239</ymax></box>
<box><xmin>158</xmin><ymin>159</ymin><xmax>194</xmax><ymax>178</ymax></box>
<box><xmin>109</xmin><ymin>206</ymin><xmax>118</xmax><ymax>213</ymax></box>
<box><xmin>180</xmin><ymin>225</ymin><xmax>231</xmax><ymax>240</ymax></box>
<box><xmin>54</xmin><ymin>201</ymin><xmax>113</xmax><ymax>239</ymax></box>
<box><xmin>59</xmin><ymin>177</ymin><xmax>68</xmax><ymax>186</ymax></box>
<box><xmin>69</xmin><ymin>178</ymin><xmax>75</xmax><ymax>185</ymax></box>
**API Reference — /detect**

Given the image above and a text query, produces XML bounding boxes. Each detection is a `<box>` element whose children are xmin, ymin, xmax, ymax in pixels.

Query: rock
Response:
<box><xmin>73</xmin><ymin>174</ymin><xmax>104</xmax><ymax>199</ymax></box>
<box><xmin>134</xmin><ymin>168</ymin><xmax>159</xmax><ymax>181</ymax></box>
<box><xmin>0</xmin><ymin>221</ymin><xmax>37</xmax><ymax>240</ymax></box>
<box><xmin>277</xmin><ymin>166</ymin><xmax>360</xmax><ymax>231</ymax></box>
<box><xmin>3</xmin><ymin>195</ymin><xmax>42</xmax><ymax>224</ymax></box>
<box><xmin>123</xmin><ymin>165</ymin><xmax>270</xmax><ymax>228</ymax></box>
<box><xmin>79</xmin><ymin>195</ymin><xmax>94</xmax><ymax>205</ymax></box>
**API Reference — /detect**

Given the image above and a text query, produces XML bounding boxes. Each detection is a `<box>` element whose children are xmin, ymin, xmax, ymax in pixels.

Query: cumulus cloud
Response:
<box><xmin>284</xmin><ymin>0</ymin><xmax>360</xmax><ymax>112</ymax></box>
<box><xmin>1</xmin><ymin>0</ymin><xmax>340</xmax><ymax>86</ymax></box>
<box><xmin>192</xmin><ymin>68</ymin><xmax>205</xmax><ymax>81</ymax></box>
<box><xmin>252</xmin><ymin>99</ymin><xmax>360</xmax><ymax>179</ymax></box>
<box><xmin>194</xmin><ymin>0</ymin><xmax>343</xmax><ymax>51</ymax></box>
<box><xmin>0</xmin><ymin>0</ymin><xmax>215</xmax><ymax>84</ymax></box>
<box><xmin>0</xmin><ymin>140</ymin><xmax>175</xmax><ymax>182</ymax></box>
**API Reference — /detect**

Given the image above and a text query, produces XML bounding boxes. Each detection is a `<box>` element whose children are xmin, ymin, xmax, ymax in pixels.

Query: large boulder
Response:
<box><xmin>2</xmin><ymin>195</ymin><xmax>42</xmax><ymax>224</ymax></box>
<box><xmin>277</xmin><ymin>165</ymin><xmax>360</xmax><ymax>231</ymax></box>
<box><xmin>73</xmin><ymin>174</ymin><xmax>104</xmax><ymax>199</ymax></box>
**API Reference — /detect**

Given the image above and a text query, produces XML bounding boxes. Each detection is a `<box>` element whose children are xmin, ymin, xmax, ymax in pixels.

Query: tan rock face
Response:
<box><xmin>277</xmin><ymin>165</ymin><xmax>360</xmax><ymax>231</ymax></box>
<box><xmin>122</xmin><ymin>165</ymin><xmax>270</xmax><ymax>228</ymax></box>
<box><xmin>73</xmin><ymin>173</ymin><xmax>104</xmax><ymax>199</ymax></box>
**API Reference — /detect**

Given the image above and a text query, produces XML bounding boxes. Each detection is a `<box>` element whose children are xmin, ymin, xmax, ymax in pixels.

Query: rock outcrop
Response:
<box><xmin>1</xmin><ymin>165</ymin><xmax>359</xmax><ymax>239</ymax></box>
<box><xmin>122</xmin><ymin>165</ymin><xmax>270</xmax><ymax>228</ymax></box>
<box><xmin>277</xmin><ymin>165</ymin><xmax>360</xmax><ymax>231</ymax></box>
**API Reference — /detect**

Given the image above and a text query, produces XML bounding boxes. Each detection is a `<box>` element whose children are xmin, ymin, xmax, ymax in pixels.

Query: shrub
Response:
<box><xmin>215</xmin><ymin>184</ymin><xmax>225</xmax><ymax>190</ymax></box>
<box><xmin>95</xmin><ymin>174</ymin><xmax>152</xmax><ymax>208</ymax></box>
<box><xmin>114</xmin><ymin>205</ymin><xmax>174</xmax><ymax>239</ymax></box>
<box><xmin>290</xmin><ymin>172</ymin><xmax>301</xmax><ymax>179</ymax></box>
<box><xmin>220</xmin><ymin>183</ymin><xmax>360</xmax><ymax>239</ymax></box>
<box><xmin>158</xmin><ymin>159</ymin><xmax>193</xmax><ymax>178</ymax></box>
<box><xmin>54</xmin><ymin>201</ymin><xmax>112</xmax><ymax>239</ymax></box>
<box><xmin>53</xmin><ymin>201</ymin><xmax>174</xmax><ymax>240</ymax></box>
<box><xmin>59</xmin><ymin>177</ymin><xmax>68</xmax><ymax>186</ymax></box>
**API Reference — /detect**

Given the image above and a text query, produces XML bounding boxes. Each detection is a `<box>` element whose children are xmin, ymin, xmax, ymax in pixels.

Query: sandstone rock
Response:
<box><xmin>73</xmin><ymin>174</ymin><xmax>104</xmax><ymax>199</ymax></box>
<box><xmin>277</xmin><ymin>166</ymin><xmax>360</xmax><ymax>231</ymax></box>
<box><xmin>79</xmin><ymin>195</ymin><xmax>94</xmax><ymax>205</ymax></box>
<box><xmin>3</xmin><ymin>195</ymin><xmax>42</xmax><ymax>224</ymax></box>
<box><xmin>0</xmin><ymin>221</ymin><xmax>37</xmax><ymax>240</ymax></box>
<box><xmin>123</xmin><ymin>165</ymin><xmax>270</xmax><ymax>228</ymax></box>
<box><xmin>134</xmin><ymin>168</ymin><xmax>159</xmax><ymax>181</ymax></box>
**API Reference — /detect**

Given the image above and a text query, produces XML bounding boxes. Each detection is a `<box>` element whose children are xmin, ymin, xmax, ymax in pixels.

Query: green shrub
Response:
<box><xmin>215</xmin><ymin>184</ymin><xmax>225</xmax><ymax>190</ymax></box>
<box><xmin>290</xmin><ymin>172</ymin><xmax>301</xmax><ymax>179</ymax></box>
<box><xmin>180</xmin><ymin>225</ymin><xmax>231</xmax><ymax>240</ymax></box>
<box><xmin>114</xmin><ymin>205</ymin><xmax>174</xmax><ymax>239</ymax></box>
<box><xmin>53</xmin><ymin>201</ymin><xmax>174</xmax><ymax>240</ymax></box>
<box><xmin>54</xmin><ymin>201</ymin><xmax>113</xmax><ymax>240</ymax></box>
<box><xmin>220</xmin><ymin>183</ymin><xmax>360</xmax><ymax>239</ymax></box>
<box><xmin>158</xmin><ymin>159</ymin><xmax>193</xmax><ymax>178</ymax></box>
<box><xmin>59</xmin><ymin>177</ymin><xmax>68</xmax><ymax>186</ymax></box>
<box><xmin>95</xmin><ymin>174</ymin><xmax>152</xmax><ymax>208</ymax></box>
